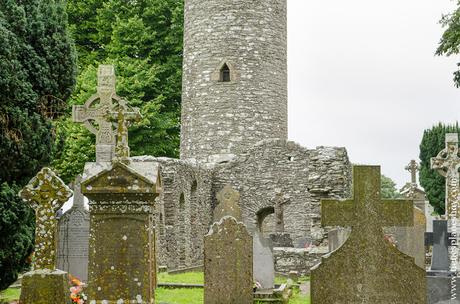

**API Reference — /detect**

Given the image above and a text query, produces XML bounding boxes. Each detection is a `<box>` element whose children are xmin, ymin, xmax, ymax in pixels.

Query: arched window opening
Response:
<box><xmin>220</xmin><ymin>63</ymin><xmax>231</xmax><ymax>82</ymax></box>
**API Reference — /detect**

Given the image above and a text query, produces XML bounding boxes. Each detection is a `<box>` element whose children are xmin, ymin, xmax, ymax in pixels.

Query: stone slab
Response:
<box><xmin>253</xmin><ymin>231</ymin><xmax>275</xmax><ymax>290</ymax></box>
<box><xmin>204</xmin><ymin>216</ymin><xmax>253</xmax><ymax>304</ymax></box>
<box><xmin>19</xmin><ymin>269</ymin><xmax>70</xmax><ymax>304</ymax></box>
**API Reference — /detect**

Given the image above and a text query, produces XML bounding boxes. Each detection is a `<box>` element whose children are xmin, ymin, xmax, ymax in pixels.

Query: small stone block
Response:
<box><xmin>19</xmin><ymin>269</ymin><xmax>71</xmax><ymax>304</ymax></box>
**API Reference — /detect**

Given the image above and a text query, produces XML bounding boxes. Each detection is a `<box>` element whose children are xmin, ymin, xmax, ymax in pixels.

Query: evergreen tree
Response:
<box><xmin>437</xmin><ymin>5</ymin><xmax>460</xmax><ymax>87</ymax></box>
<box><xmin>0</xmin><ymin>0</ymin><xmax>76</xmax><ymax>290</ymax></box>
<box><xmin>53</xmin><ymin>0</ymin><xmax>183</xmax><ymax>183</ymax></box>
<box><xmin>419</xmin><ymin>123</ymin><xmax>460</xmax><ymax>214</ymax></box>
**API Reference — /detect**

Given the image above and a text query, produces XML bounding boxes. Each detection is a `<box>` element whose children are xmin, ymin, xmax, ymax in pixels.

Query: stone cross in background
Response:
<box><xmin>72</xmin><ymin>65</ymin><xmax>140</xmax><ymax>162</ymax></box>
<box><xmin>213</xmin><ymin>185</ymin><xmax>242</xmax><ymax>221</ymax></box>
<box><xmin>431</xmin><ymin>133</ymin><xmax>460</xmax><ymax>218</ymax></box>
<box><xmin>19</xmin><ymin>168</ymin><xmax>72</xmax><ymax>270</ymax></box>
<box><xmin>274</xmin><ymin>190</ymin><xmax>289</xmax><ymax>233</ymax></box>
<box><xmin>425</xmin><ymin>220</ymin><xmax>454</xmax><ymax>272</ymax></box>
<box><xmin>405</xmin><ymin>159</ymin><xmax>419</xmax><ymax>185</ymax></box>
<box><xmin>311</xmin><ymin>166</ymin><xmax>426</xmax><ymax>304</ymax></box>
<box><xmin>107</xmin><ymin>99</ymin><xmax>141</xmax><ymax>160</ymax></box>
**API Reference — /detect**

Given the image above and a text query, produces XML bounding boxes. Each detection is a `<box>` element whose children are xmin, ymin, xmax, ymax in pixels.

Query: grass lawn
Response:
<box><xmin>0</xmin><ymin>288</ymin><xmax>20</xmax><ymax>302</ymax></box>
<box><xmin>0</xmin><ymin>272</ymin><xmax>311</xmax><ymax>304</ymax></box>
<box><xmin>158</xmin><ymin>271</ymin><xmax>204</xmax><ymax>284</ymax></box>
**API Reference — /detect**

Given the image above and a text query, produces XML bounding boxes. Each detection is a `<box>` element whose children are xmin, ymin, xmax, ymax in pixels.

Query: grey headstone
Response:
<box><xmin>57</xmin><ymin>177</ymin><xmax>89</xmax><ymax>282</ymax></box>
<box><xmin>425</xmin><ymin>220</ymin><xmax>454</xmax><ymax>272</ymax></box>
<box><xmin>204</xmin><ymin>216</ymin><xmax>253</xmax><ymax>304</ymax></box>
<box><xmin>253</xmin><ymin>231</ymin><xmax>275</xmax><ymax>290</ymax></box>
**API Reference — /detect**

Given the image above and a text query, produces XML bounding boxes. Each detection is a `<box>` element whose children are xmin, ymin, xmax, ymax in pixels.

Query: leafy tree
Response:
<box><xmin>419</xmin><ymin>123</ymin><xmax>460</xmax><ymax>215</ymax></box>
<box><xmin>381</xmin><ymin>175</ymin><xmax>401</xmax><ymax>199</ymax></box>
<box><xmin>0</xmin><ymin>0</ymin><xmax>76</xmax><ymax>290</ymax></box>
<box><xmin>437</xmin><ymin>5</ymin><xmax>460</xmax><ymax>86</ymax></box>
<box><xmin>53</xmin><ymin>0</ymin><xmax>183</xmax><ymax>183</ymax></box>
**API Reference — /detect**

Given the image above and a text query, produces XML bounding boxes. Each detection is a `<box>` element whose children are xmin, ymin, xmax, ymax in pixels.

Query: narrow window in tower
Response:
<box><xmin>220</xmin><ymin>64</ymin><xmax>231</xmax><ymax>82</ymax></box>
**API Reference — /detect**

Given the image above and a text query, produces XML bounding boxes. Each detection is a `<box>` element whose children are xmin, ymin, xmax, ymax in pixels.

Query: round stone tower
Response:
<box><xmin>180</xmin><ymin>0</ymin><xmax>288</xmax><ymax>163</ymax></box>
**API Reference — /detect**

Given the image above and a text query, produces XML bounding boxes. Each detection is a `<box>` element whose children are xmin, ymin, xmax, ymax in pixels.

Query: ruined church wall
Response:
<box><xmin>154</xmin><ymin>158</ymin><xmax>213</xmax><ymax>270</ymax></box>
<box><xmin>212</xmin><ymin>140</ymin><xmax>352</xmax><ymax>244</ymax></box>
<box><xmin>180</xmin><ymin>0</ymin><xmax>288</xmax><ymax>162</ymax></box>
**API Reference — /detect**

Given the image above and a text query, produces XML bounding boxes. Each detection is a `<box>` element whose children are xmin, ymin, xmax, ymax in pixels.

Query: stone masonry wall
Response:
<box><xmin>274</xmin><ymin>247</ymin><xmax>328</xmax><ymax>276</ymax></box>
<box><xmin>153</xmin><ymin>157</ymin><xmax>213</xmax><ymax>270</ymax></box>
<box><xmin>212</xmin><ymin>139</ymin><xmax>352</xmax><ymax>244</ymax></box>
<box><xmin>180</xmin><ymin>0</ymin><xmax>288</xmax><ymax>162</ymax></box>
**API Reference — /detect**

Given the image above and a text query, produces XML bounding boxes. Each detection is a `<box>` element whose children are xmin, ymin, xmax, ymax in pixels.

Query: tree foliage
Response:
<box><xmin>381</xmin><ymin>175</ymin><xmax>401</xmax><ymax>199</ymax></box>
<box><xmin>0</xmin><ymin>183</ymin><xmax>35</xmax><ymax>291</ymax></box>
<box><xmin>0</xmin><ymin>0</ymin><xmax>76</xmax><ymax>290</ymax></box>
<box><xmin>437</xmin><ymin>6</ymin><xmax>460</xmax><ymax>86</ymax></box>
<box><xmin>419</xmin><ymin>123</ymin><xmax>460</xmax><ymax>215</ymax></box>
<box><xmin>52</xmin><ymin>0</ymin><xmax>184</xmax><ymax>183</ymax></box>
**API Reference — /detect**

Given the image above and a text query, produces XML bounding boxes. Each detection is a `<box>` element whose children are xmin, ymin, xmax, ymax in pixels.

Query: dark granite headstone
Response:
<box><xmin>311</xmin><ymin>166</ymin><xmax>426</xmax><ymax>304</ymax></box>
<box><xmin>204</xmin><ymin>216</ymin><xmax>253</xmax><ymax>304</ymax></box>
<box><xmin>57</xmin><ymin>176</ymin><xmax>89</xmax><ymax>282</ymax></box>
<box><xmin>425</xmin><ymin>220</ymin><xmax>454</xmax><ymax>272</ymax></box>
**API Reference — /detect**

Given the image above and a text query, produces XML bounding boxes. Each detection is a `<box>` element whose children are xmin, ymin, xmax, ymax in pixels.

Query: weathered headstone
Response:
<box><xmin>82</xmin><ymin>159</ymin><xmax>161</xmax><ymax>304</ymax></box>
<box><xmin>19</xmin><ymin>167</ymin><xmax>72</xmax><ymax>304</ymax></box>
<box><xmin>253</xmin><ymin>231</ymin><xmax>275</xmax><ymax>290</ymax></box>
<box><xmin>213</xmin><ymin>184</ymin><xmax>242</xmax><ymax>221</ymax></box>
<box><xmin>57</xmin><ymin>176</ymin><xmax>90</xmax><ymax>282</ymax></box>
<box><xmin>204</xmin><ymin>216</ymin><xmax>253</xmax><ymax>304</ymax></box>
<box><xmin>311</xmin><ymin>166</ymin><xmax>426</xmax><ymax>304</ymax></box>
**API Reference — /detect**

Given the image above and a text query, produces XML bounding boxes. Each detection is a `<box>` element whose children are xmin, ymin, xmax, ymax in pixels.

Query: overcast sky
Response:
<box><xmin>287</xmin><ymin>0</ymin><xmax>460</xmax><ymax>188</ymax></box>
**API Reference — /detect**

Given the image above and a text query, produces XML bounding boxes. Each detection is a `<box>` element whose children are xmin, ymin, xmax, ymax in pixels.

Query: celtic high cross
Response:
<box><xmin>405</xmin><ymin>159</ymin><xmax>419</xmax><ymax>185</ymax></box>
<box><xmin>72</xmin><ymin>65</ymin><xmax>141</xmax><ymax>162</ymax></box>
<box><xmin>431</xmin><ymin>133</ymin><xmax>460</xmax><ymax>218</ymax></box>
<box><xmin>19</xmin><ymin>168</ymin><xmax>72</xmax><ymax>270</ymax></box>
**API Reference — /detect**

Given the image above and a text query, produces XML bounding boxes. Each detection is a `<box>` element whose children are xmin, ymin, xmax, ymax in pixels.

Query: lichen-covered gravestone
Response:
<box><xmin>311</xmin><ymin>166</ymin><xmax>426</xmax><ymax>304</ymax></box>
<box><xmin>19</xmin><ymin>167</ymin><xmax>73</xmax><ymax>304</ymax></box>
<box><xmin>205</xmin><ymin>185</ymin><xmax>252</xmax><ymax>304</ymax></box>
<box><xmin>204</xmin><ymin>216</ymin><xmax>253</xmax><ymax>304</ymax></box>
<box><xmin>57</xmin><ymin>175</ymin><xmax>90</xmax><ymax>282</ymax></box>
<box><xmin>82</xmin><ymin>159</ymin><xmax>161</xmax><ymax>304</ymax></box>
